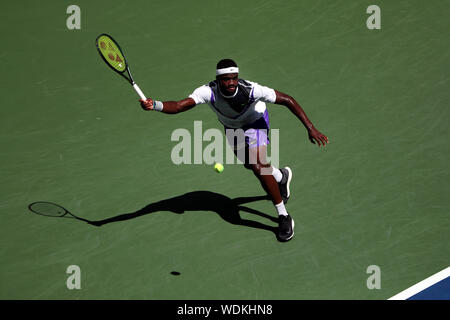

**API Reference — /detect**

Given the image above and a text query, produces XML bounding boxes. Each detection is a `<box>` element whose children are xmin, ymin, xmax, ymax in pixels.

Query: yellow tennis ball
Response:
<box><xmin>214</xmin><ymin>163</ymin><xmax>224</xmax><ymax>173</ymax></box>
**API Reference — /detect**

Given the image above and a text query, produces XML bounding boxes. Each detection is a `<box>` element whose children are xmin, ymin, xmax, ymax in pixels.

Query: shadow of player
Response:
<box><xmin>88</xmin><ymin>191</ymin><xmax>278</xmax><ymax>235</ymax></box>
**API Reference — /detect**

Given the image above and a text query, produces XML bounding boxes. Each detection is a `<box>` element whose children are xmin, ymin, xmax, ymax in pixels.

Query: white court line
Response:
<box><xmin>388</xmin><ymin>267</ymin><xmax>450</xmax><ymax>300</ymax></box>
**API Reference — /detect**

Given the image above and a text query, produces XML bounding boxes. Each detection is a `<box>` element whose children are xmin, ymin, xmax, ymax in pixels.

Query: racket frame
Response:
<box><xmin>29</xmin><ymin>201</ymin><xmax>71</xmax><ymax>218</ymax></box>
<box><xmin>95</xmin><ymin>33</ymin><xmax>147</xmax><ymax>100</ymax></box>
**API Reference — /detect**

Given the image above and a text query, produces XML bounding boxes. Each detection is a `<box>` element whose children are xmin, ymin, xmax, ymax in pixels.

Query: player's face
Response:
<box><xmin>217</xmin><ymin>73</ymin><xmax>238</xmax><ymax>95</ymax></box>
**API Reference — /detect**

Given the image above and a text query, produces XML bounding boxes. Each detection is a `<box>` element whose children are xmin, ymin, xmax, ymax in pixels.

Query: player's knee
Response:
<box><xmin>249</xmin><ymin>162</ymin><xmax>270</xmax><ymax>175</ymax></box>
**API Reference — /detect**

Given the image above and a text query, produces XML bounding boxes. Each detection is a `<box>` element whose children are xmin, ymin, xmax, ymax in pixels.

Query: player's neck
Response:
<box><xmin>219</xmin><ymin>85</ymin><xmax>239</xmax><ymax>98</ymax></box>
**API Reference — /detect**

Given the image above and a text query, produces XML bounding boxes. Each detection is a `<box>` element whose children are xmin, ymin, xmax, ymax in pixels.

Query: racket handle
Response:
<box><xmin>133</xmin><ymin>83</ymin><xmax>147</xmax><ymax>100</ymax></box>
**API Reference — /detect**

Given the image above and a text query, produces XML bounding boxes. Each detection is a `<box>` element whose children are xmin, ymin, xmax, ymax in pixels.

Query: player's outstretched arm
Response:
<box><xmin>139</xmin><ymin>98</ymin><xmax>196</xmax><ymax>114</ymax></box>
<box><xmin>274</xmin><ymin>90</ymin><xmax>329</xmax><ymax>147</ymax></box>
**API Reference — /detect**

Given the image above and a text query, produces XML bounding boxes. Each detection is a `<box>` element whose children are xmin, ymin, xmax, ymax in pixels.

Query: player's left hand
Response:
<box><xmin>308</xmin><ymin>126</ymin><xmax>329</xmax><ymax>147</ymax></box>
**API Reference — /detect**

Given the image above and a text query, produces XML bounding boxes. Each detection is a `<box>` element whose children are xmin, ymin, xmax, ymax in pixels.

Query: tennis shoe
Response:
<box><xmin>278</xmin><ymin>167</ymin><xmax>292</xmax><ymax>204</ymax></box>
<box><xmin>278</xmin><ymin>214</ymin><xmax>295</xmax><ymax>242</ymax></box>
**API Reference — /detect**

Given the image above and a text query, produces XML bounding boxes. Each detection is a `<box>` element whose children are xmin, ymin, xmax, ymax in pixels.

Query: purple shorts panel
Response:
<box><xmin>225</xmin><ymin>110</ymin><xmax>270</xmax><ymax>150</ymax></box>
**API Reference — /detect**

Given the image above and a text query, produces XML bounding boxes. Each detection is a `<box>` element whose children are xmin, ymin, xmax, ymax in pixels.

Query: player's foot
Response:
<box><xmin>278</xmin><ymin>167</ymin><xmax>292</xmax><ymax>204</ymax></box>
<box><xmin>278</xmin><ymin>214</ymin><xmax>294</xmax><ymax>242</ymax></box>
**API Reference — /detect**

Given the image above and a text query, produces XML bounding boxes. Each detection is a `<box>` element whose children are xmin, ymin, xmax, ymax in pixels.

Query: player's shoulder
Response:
<box><xmin>239</xmin><ymin>79</ymin><xmax>269</xmax><ymax>91</ymax></box>
<box><xmin>238</xmin><ymin>79</ymin><xmax>255</xmax><ymax>88</ymax></box>
<box><xmin>192</xmin><ymin>82</ymin><xmax>214</xmax><ymax>93</ymax></box>
<box><xmin>208</xmin><ymin>80</ymin><xmax>218</xmax><ymax>88</ymax></box>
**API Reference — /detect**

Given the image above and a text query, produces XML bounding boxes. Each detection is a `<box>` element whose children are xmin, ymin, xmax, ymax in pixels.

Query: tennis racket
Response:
<box><xmin>95</xmin><ymin>33</ymin><xmax>147</xmax><ymax>100</ymax></box>
<box><xmin>28</xmin><ymin>201</ymin><xmax>89</xmax><ymax>223</ymax></box>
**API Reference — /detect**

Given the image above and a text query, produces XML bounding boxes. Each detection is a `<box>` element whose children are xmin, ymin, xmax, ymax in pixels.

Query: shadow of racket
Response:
<box><xmin>28</xmin><ymin>201</ymin><xmax>90</xmax><ymax>223</ymax></box>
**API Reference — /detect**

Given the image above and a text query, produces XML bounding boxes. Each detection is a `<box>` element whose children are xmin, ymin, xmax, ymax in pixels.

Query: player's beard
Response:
<box><xmin>220</xmin><ymin>84</ymin><xmax>237</xmax><ymax>96</ymax></box>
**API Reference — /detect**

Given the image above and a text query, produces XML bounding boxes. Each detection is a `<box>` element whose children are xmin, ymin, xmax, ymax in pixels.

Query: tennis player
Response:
<box><xmin>139</xmin><ymin>59</ymin><xmax>328</xmax><ymax>241</ymax></box>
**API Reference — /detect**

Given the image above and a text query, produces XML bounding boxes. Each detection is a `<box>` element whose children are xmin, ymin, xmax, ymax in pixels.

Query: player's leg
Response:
<box><xmin>238</xmin><ymin>123</ymin><xmax>292</xmax><ymax>204</ymax></box>
<box><xmin>251</xmin><ymin>110</ymin><xmax>293</xmax><ymax>203</ymax></box>
<box><xmin>246</xmin><ymin>145</ymin><xmax>281</xmax><ymax>204</ymax></box>
<box><xmin>244</xmin><ymin>144</ymin><xmax>295</xmax><ymax>241</ymax></box>
<box><xmin>225</xmin><ymin>111</ymin><xmax>294</xmax><ymax>241</ymax></box>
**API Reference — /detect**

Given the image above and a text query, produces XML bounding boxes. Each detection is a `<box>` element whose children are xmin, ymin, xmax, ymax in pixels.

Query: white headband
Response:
<box><xmin>216</xmin><ymin>67</ymin><xmax>239</xmax><ymax>75</ymax></box>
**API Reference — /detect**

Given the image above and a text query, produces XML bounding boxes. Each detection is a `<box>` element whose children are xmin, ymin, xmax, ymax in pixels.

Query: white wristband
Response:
<box><xmin>153</xmin><ymin>100</ymin><xmax>163</xmax><ymax>111</ymax></box>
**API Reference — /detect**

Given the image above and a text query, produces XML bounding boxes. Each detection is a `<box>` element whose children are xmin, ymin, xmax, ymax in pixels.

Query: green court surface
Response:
<box><xmin>1</xmin><ymin>0</ymin><xmax>448</xmax><ymax>300</ymax></box>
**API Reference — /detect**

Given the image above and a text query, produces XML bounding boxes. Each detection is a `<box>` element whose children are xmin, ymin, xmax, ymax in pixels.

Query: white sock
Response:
<box><xmin>272</xmin><ymin>167</ymin><xmax>283</xmax><ymax>183</ymax></box>
<box><xmin>275</xmin><ymin>201</ymin><xmax>288</xmax><ymax>217</ymax></box>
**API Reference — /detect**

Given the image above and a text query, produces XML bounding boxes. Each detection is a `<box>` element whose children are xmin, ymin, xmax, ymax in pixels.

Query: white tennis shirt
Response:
<box><xmin>189</xmin><ymin>79</ymin><xmax>276</xmax><ymax>128</ymax></box>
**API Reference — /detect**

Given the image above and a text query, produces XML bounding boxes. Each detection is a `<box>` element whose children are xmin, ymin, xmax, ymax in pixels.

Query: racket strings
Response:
<box><xmin>29</xmin><ymin>202</ymin><xmax>68</xmax><ymax>217</ymax></box>
<box><xmin>97</xmin><ymin>35</ymin><xmax>126</xmax><ymax>72</ymax></box>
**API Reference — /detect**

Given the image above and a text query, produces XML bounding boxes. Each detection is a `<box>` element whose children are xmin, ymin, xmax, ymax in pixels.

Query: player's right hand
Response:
<box><xmin>139</xmin><ymin>98</ymin><xmax>154</xmax><ymax>110</ymax></box>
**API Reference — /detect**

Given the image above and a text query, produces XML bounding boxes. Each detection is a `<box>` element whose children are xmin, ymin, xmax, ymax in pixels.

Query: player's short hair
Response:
<box><xmin>216</xmin><ymin>59</ymin><xmax>238</xmax><ymax>69</ymax></box>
